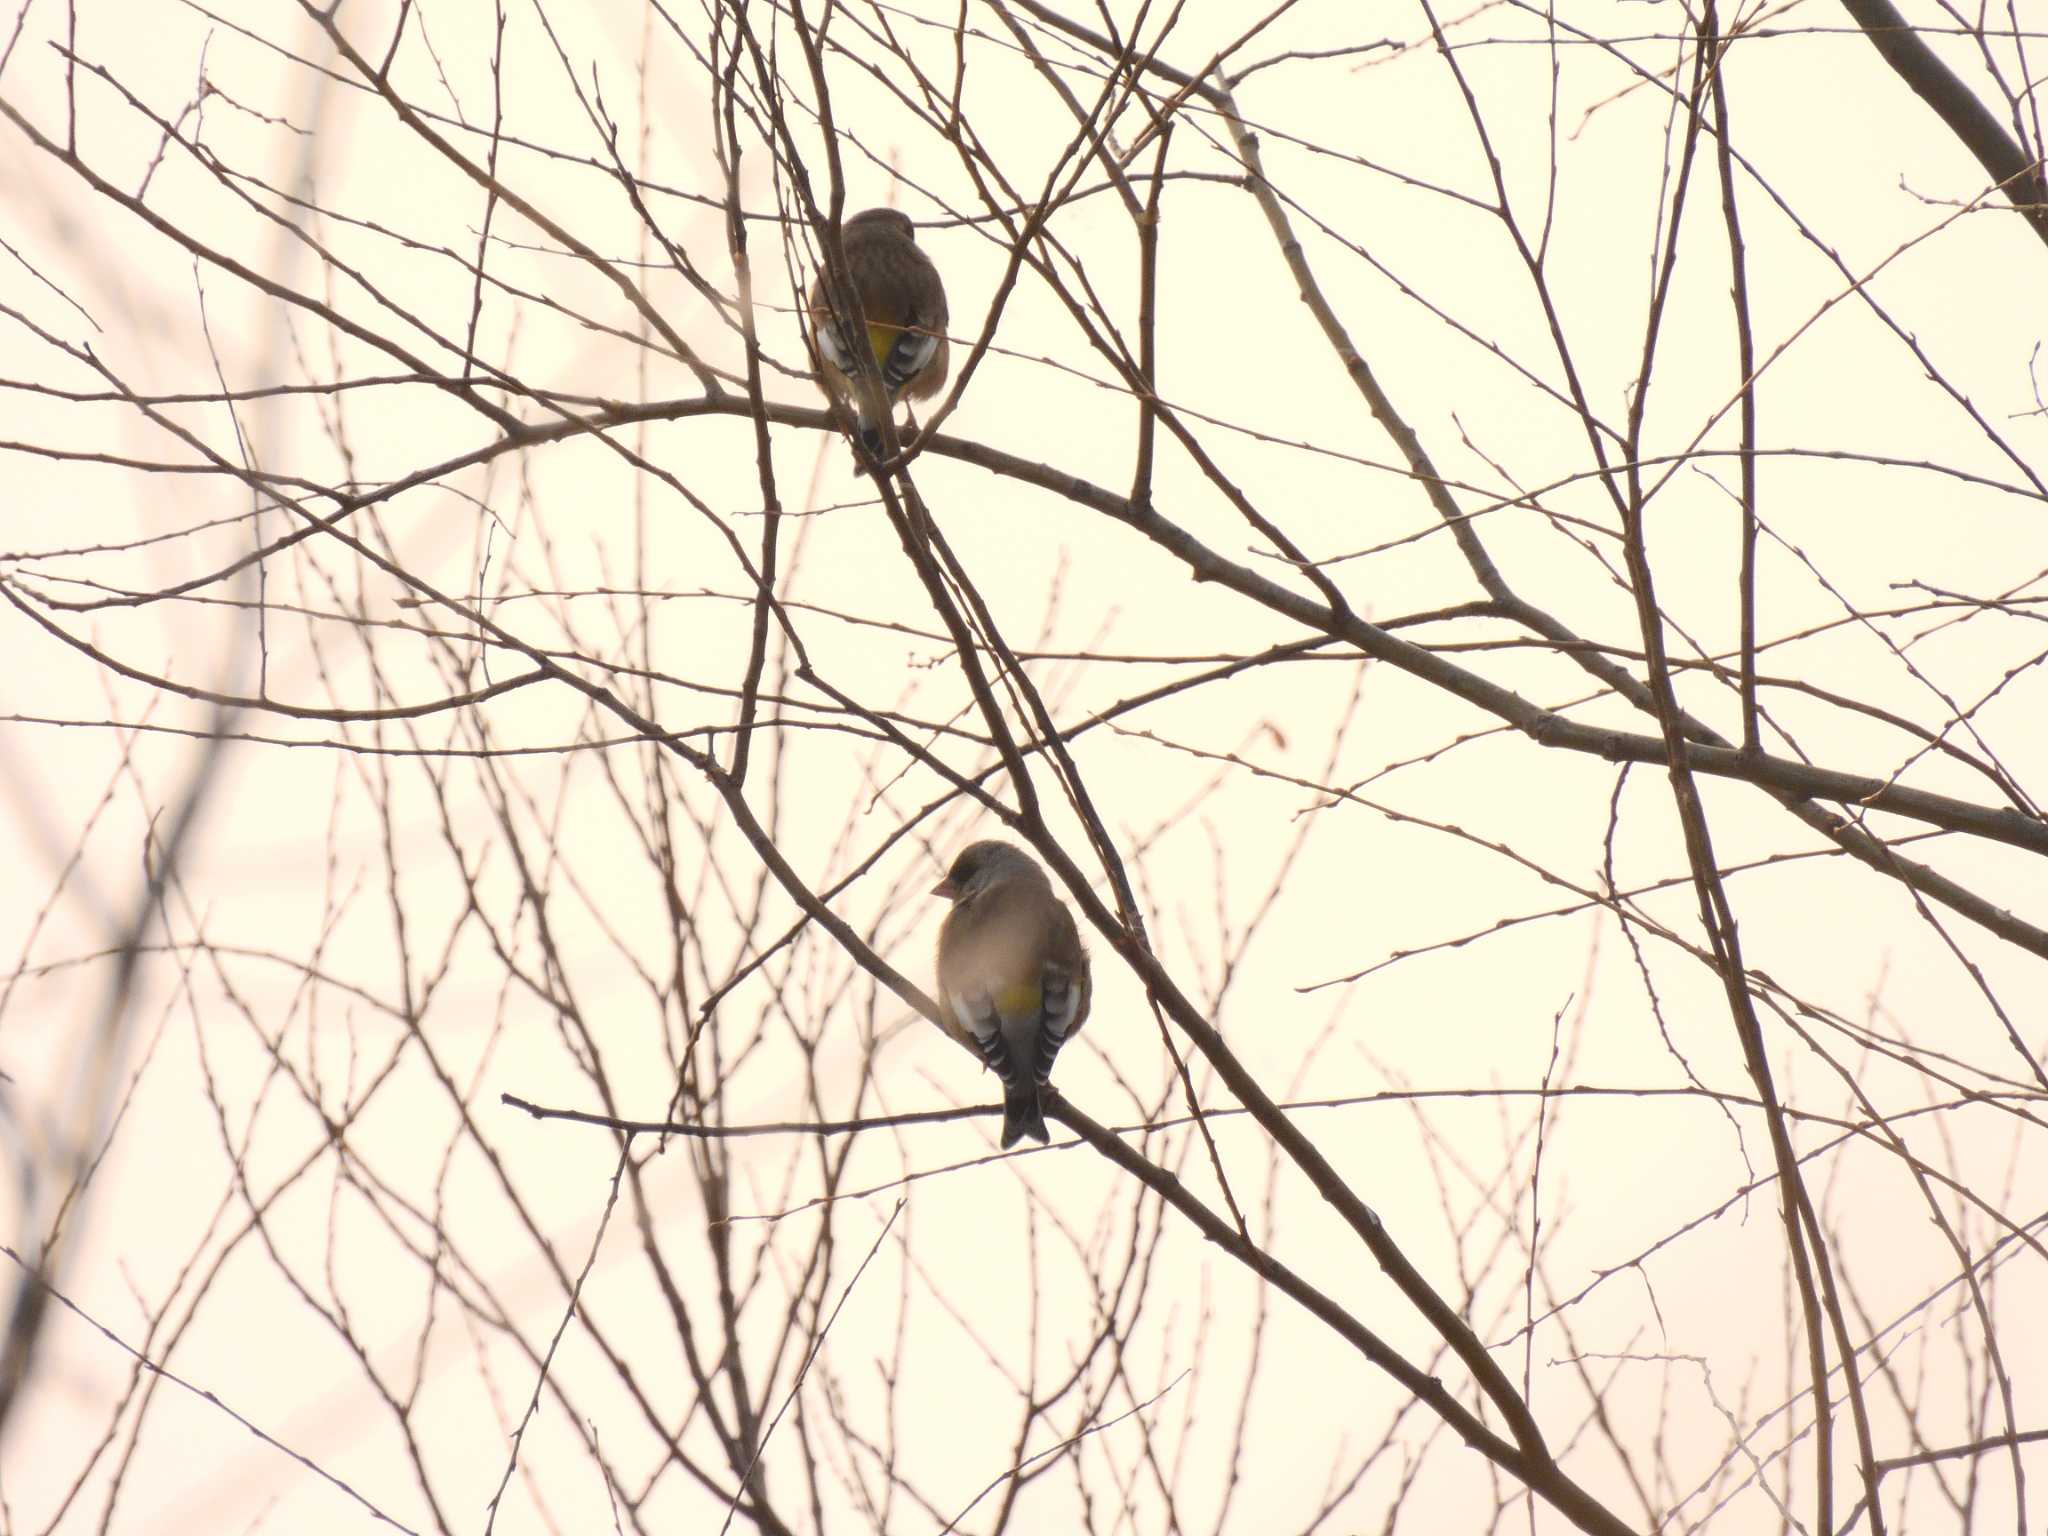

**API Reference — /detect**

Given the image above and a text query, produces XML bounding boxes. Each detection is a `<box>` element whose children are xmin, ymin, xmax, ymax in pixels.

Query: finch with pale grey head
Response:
<box><xmin>933</xmin><ymin>840</ymin><xmax>1091</xmax><ymax>1148</ymax></box>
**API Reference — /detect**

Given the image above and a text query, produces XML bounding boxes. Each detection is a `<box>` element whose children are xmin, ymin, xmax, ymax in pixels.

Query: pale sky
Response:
<box><xmin>2</xmin><ymin>0</ymin><xmax>2044</xmax><ymax>1531</ymax></box>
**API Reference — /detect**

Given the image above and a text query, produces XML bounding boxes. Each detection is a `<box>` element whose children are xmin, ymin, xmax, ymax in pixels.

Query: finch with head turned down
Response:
<box><xmin>933</xmin><ymin>840</ymin><xmax>1092</xmax><ymax>1148</ymax></box>
<box><xmin>808</xmin><ymin>207</ymin><xmax>950</xmax><ymax>458</ymax></box>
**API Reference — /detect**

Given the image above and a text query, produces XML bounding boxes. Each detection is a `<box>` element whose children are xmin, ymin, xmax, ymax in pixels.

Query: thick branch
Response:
<box><xmin>1836</xmin><ymin>0</ymin><xmax>2048</xmax><ymax>248</ymax></box>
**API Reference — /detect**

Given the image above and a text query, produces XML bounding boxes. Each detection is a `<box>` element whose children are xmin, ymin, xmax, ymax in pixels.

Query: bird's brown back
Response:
<box><xmin>808</xmin><ymin>218</ymin><xmax>950</xmax><ymax>401</ymax></box>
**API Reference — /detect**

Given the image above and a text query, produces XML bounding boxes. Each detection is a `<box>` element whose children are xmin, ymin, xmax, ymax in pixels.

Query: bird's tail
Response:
<box><xmin>1000</xmin><ymin>1086</ymin><xmax>1049</xmax><ymax>1149</ymax></box>
<box><xmin>969</xmin><ymin>1015</ymin><xmax>1047</xmax><ymax>1147</ymax></box>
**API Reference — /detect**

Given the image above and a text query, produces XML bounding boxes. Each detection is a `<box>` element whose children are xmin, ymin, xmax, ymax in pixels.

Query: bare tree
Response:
<box><xmin>1</xmin><ymin>0</ymin><xmax>2043</xmax><ymax>1532</ymax></box>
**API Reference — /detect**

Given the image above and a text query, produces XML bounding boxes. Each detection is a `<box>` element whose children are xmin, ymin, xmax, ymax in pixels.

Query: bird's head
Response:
<box><xmin>931</xmin><ymin>840</ymin><xmax>1042</xmax><ymax>905</ymax></box>
<box><xmin>844</xmin><ymin>206</ymin><xmax>918</xmax><ymax>243</ymax></box>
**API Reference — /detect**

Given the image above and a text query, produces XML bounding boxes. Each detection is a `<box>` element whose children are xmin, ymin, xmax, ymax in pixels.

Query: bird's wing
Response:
<box><xmin>814</xmin><ymin>317</ymin><xmax>861</xmax><ymax>378</ymax></box>
<box><xmin>1032</xmin><ymin>898</ymin><xmax>1090</xmax><ymax>1087</ymax></box>
<box><xmin>946</xmin><ymin>989</ymin><xmax>1034</xmax><ymax>1101</ymax></box>
<box><xmin>1033</xmin><ymin>958</ymin><xmax>1085</xmax><ymax>1085</ymax></box>
<box><xmin>878</xmin><ymin>326</ymin><xmax>941</xmax><ymax>395</ymax></box>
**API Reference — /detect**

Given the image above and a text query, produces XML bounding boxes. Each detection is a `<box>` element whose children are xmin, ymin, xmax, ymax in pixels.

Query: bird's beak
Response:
<box><xmin>930</xmin><ymin>878</ymin><xmax>958</xmax><ymax>900</ymax></box>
